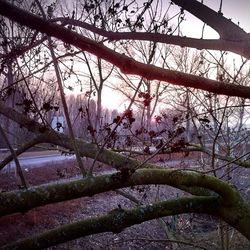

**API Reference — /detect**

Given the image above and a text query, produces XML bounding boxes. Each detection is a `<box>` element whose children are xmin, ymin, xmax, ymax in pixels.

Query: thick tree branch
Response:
<box><xmin>0</xmin><ymin>1</ymin><xmax>250</xmax><ymax>98</ymax></box>
<box><xmin>1</xmin><ymin>196</ymin><xmax>219</xmax><ymax>249</ymax></box>
<box><xmin>0</xmin><ymin>168</ymin><xmax>242</xmax><ymax>217</ymax></box>
<box><xmin>0</xmin><ymin>101</ymin><xmax>245</xmax><ymax>208</ymax></box>
<box><xmin>0</xmin><ymin>101</ymin><xmax>245</xmax><ymax>205</ymax></box>
<box><xmin>172</xmin><ymin>0</ymin><xmax>248</xmax><ymax>40</ymax></box>
<box><xmin>53</xmin><ymin>17</ymin><xmax>250</xmax><ymax>59</ymax></box>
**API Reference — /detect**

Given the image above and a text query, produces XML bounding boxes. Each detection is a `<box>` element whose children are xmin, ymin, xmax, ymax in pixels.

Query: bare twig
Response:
<box><xmin>0</xmin><ymin>123</ymin><xmax>28</xmax><ymax>188</ymax></box>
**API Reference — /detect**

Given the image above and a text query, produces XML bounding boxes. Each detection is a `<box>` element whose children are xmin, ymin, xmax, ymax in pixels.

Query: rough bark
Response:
<box><xmin>0</xmin><ymin>168</ymin><xmax>240</xmax><ymax>216</ymax></box>
<box><xmin>1</xmin><ymin>195</ymin><xmax>250</xmax><ymax>250</ymax></box>
<box><xmin>0</xmin><ymin>1</ymin><xmax>250</xmax><ymax>98</ymax></box>
<box><xmin>0</xmin><ymin>196</ymin><xmax>219</xmax><ymax>250</ymax></box>
<box><xmin>1</xmin><ymin>168</ymin><xmax>249</xmax><ymax>241</ymax></box>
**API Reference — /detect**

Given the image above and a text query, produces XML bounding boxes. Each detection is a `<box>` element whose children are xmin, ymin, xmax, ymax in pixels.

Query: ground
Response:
<box><xmin>0</xmin><ymin>153</ymin><xmax>250</xmax><ymax>249</ymax></box>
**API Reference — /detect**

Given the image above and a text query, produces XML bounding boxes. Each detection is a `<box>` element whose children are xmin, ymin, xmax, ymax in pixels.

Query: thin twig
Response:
<box><xmin>0</xmin><ymin>123</ymin><xmax>28</xmax><ymax>188</ymax></box>
<box><xmin>35</xmin><ymin>0</ymin><xmax>86</xmax><ymax>176</ymax></box>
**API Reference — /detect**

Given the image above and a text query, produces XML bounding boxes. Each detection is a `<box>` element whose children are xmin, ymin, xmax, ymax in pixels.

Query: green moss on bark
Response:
<box><xmin>1</xmin><ymin>196</ymin><xmax>218</xmax><ymax>250</ymax></box>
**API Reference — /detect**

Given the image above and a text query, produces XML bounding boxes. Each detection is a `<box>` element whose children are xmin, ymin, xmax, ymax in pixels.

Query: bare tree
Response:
<box><xmin>0</xmin><ymin>0</ymin><xmax>250</xmax><ymax>249</ymax></box>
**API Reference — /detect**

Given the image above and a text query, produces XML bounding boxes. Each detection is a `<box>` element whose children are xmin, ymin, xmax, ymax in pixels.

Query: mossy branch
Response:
<box><xmin>1</xmin><ymin>196</ymin><xmax>219</xmax><ymax>250</ymax></box>
<box><xmin>0</xmin><ymin>168</ymin><xmax>242</xmax><ymax>217</ymax></box>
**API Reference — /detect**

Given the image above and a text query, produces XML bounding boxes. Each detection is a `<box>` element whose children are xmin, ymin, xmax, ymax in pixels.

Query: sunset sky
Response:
<box><xmin>211</xmin><ymin>0</ymin><xmax>250</xmax><ymax>32</ymax></box>
<box><xmin>61</xmin><ymin>1</ymin><xmax>250</xmax><ymax>110</ymax></box>
<box><xmin>101</xmin><ymin>1</ymin><xmax>250</xmax><ymax>110</ymax></box>
<box><xmin>180</xmin><ymin>0</ymin><xmax>250</xmax><ymax>39</ymax></box>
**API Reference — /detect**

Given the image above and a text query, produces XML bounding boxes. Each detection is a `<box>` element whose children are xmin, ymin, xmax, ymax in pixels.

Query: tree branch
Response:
<box><xmin>52</xmin><ymin>17</ymin><xmax>250</xmax><ymax>59</ymax></box>
<box><xmin>1</xmin><ymin>196</ymin><xmax>219</xmax><ymax>249</ymax></box>
<box><xmin>0</xmin><ymin>1</ymin><xmax>250</xmax><ymax>98</ymax></box>
<box><xmin>0</xmin><ymin>124</ymin><xmax>28</xmax><ymax>187</ymax></box>
<box><xmin>188</xmin><ymin>144</ymin><xmax>250</xmax><ymax>169</ymax></box>
<box><xmin>0</xmin><ymin>168</ymin><xmax>242</xmax><ymax>217</ymax></box>
<box><xmin>172</xmin><ymin>0</ymin><xmax>248</xmax><ymax>40</ymax></box>
<box><xmin>0</xmin><ymin>135</ymin><xmax>47</xmax><ymax>170</ymax></box>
